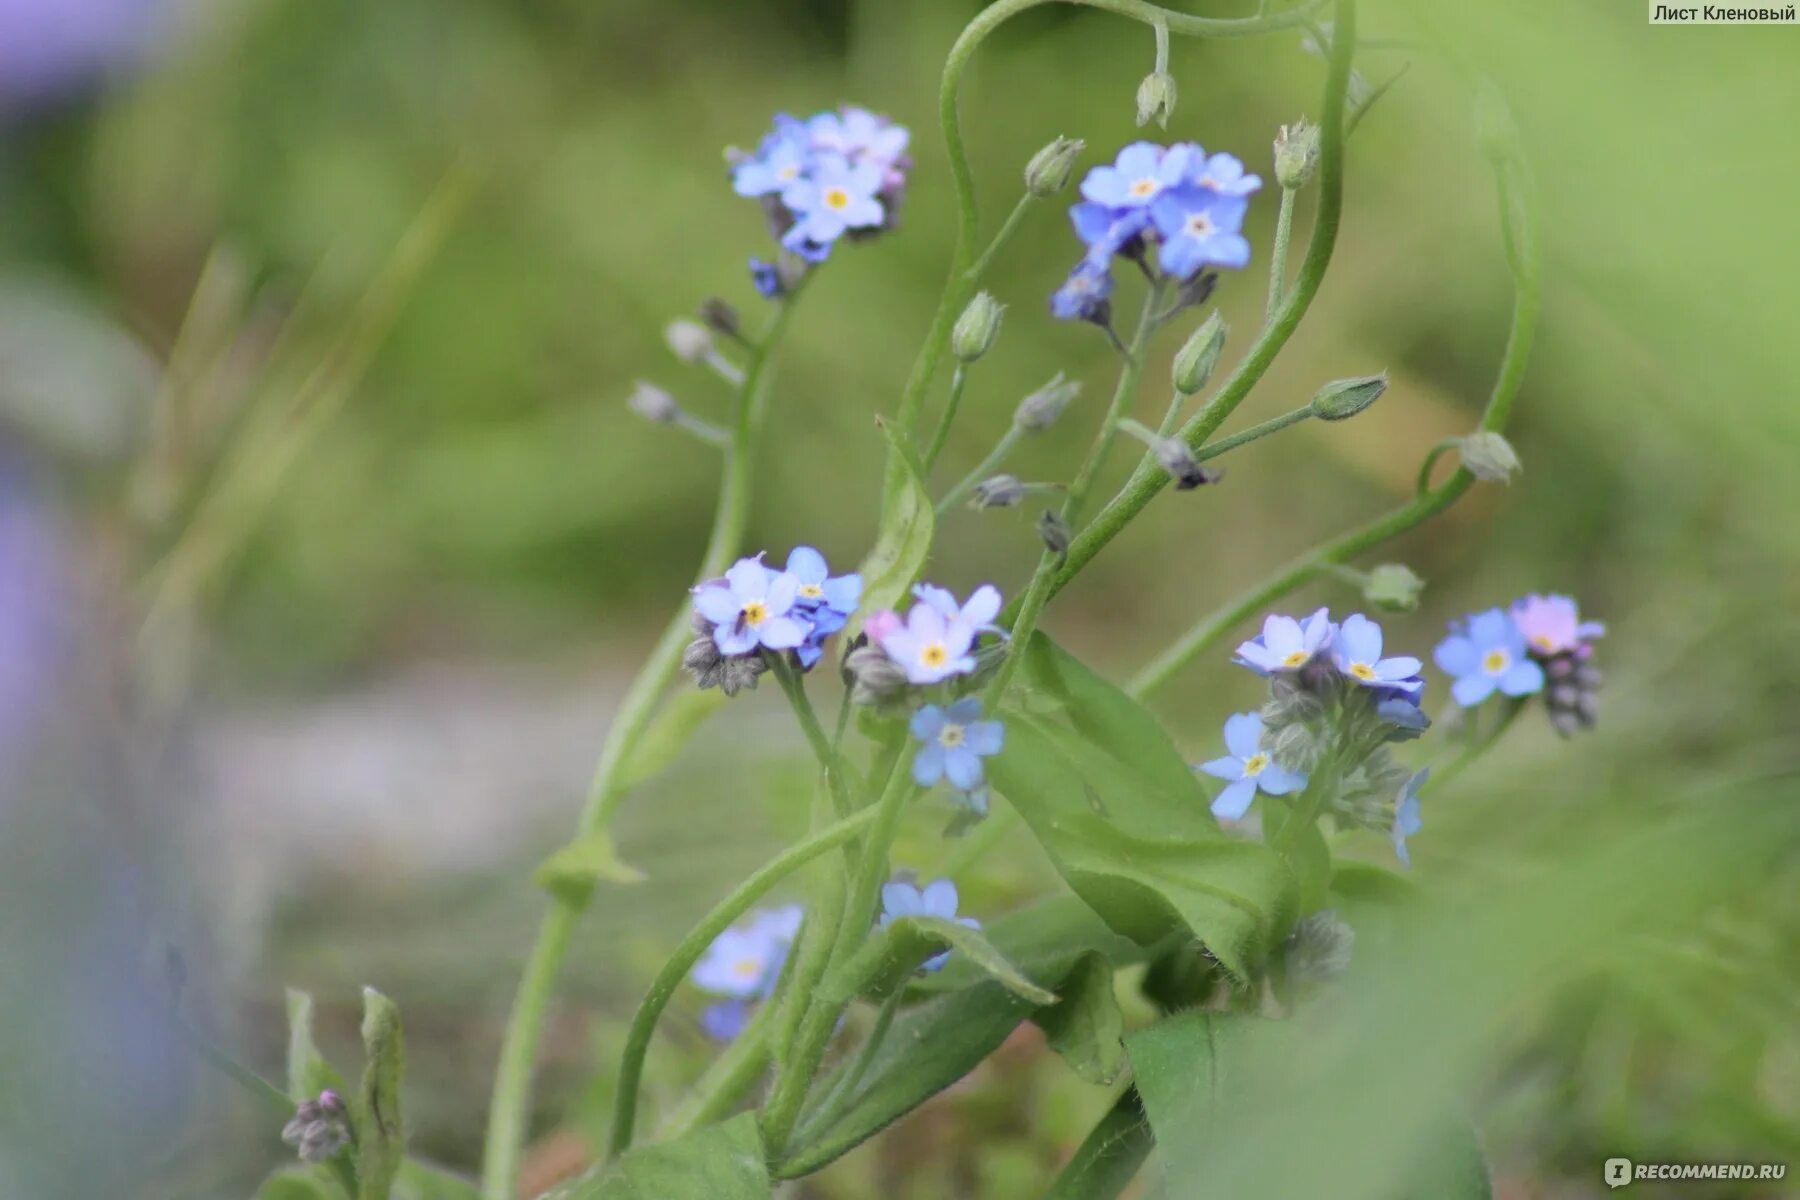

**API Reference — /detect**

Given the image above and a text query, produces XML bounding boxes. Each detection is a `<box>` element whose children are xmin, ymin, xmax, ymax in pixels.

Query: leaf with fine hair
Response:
<box><xmin>355</xmin><ymin>988</ymin><xmax>406</xmax><ymax>1200</ymax></box>
<box><xmin>818</xmin><ymin>914</ymin><xmax>1057</xmax><ymax>1006</ymax></box>
<box><xmin>854</xmin><ymin>419</ymin><xmax>936</xmax><ymax>633</ymax></box>
<box><xmin>285</xmin><ymin>988</ymin><xmax>346</xmax><ymax>1103</ymax></box>
<box><xmin>1033</xmin><ymin>952</ymin><xmax>1126</xmax><ymax>1086</ymax></box>
<box><xmin>541</xmin><ymin>1113</ymin><xmax>771</xmax><ymax>1200</ymax></box>
<box><xmin>988</xmin><ymin>713</ymin><xmax>1296</xmax><ymax>978</ymax></box>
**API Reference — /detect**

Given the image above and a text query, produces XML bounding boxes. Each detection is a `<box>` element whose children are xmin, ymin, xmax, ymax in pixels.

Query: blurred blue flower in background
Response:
<box><xmin>0</xmin><ymin>0</ymin><xmax>173</xmax><ymax>109</ymax></box>
<box><xmin>880</xmin><ymin>878</ymin><xmax>978</xmax><ymax>971</ymax></box>
<box><xmin>1434</xmin><ymin>607</ymin><xmax>1545</xmax><ymax>707</ymax></box>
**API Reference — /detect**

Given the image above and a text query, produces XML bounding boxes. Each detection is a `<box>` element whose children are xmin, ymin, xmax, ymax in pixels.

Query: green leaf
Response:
<box><xmin>1016</xmin><ymin>633</ymin><xmax>1211</xmax><ymax>819</ymax></box>
<box><xmin>780</xmin><ymin>980</ymin><xmax>1039</xmax><ymax>1178</ymax></box>
<box><xmin>393</xmin><ymin>1160</ymin><xmax>481</xmax><ymax>1200</ymax></box>
<box><xmin>256</xmin><ymin>1168</ymin><xmax>342</xmax><ymax>1200</ymax></box>
<box><xmin>853</xmin><ymin>419</ymin><xmax>935</xmax><ymax>633</ymax></box>
<box><xmin>285</xmin><ymin>988</ymin><xmax>347</xmax><ymax>1103</ymax></box>
<box><xmin>617</xmin><ymin>689</ymin><xmax>728</xmax><ymax>792</ymax></box>
<box><xmin>1265</xmin><ymin>801</ymin><xmax>1333</xmax><ymax>915</ymax></box>
<box><xmin>355</xmin><ymin>987</ymin><xmax>406</xmax><ymax>1200</ymax></box>
<box><xmin>1033</xmin><ymin>952</ymin><xmax>1125</xmax><ymax>1085</ymax></box>
<box><xmin>908</xmin><ymin>895</ymin><xmax>1146</xmax><ymax>995</ymax></box>
<box><xmin>533</xmin><ymin>828</ymin><xmax>646</xmax><ymax>902</ymax></box>
<box><xmin>988</xmin><ymin>713</ymin><xmax>1296</xmax><ymax>978</ymax></box>
<box><xmin>544</xmin><ymin>1113</ymin><xmax>771</xmax><ymax>1200</ymax></box>
<box><xmin>820</xmin><ymin>915</ymin><xmax>1058</xmax><ymax>1006</ymax></box>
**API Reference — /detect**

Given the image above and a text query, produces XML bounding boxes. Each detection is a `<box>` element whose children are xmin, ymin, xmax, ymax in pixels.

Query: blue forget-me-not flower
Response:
<box><xmin>910</xmin><ymin>697</ymin><xmax>1005</xmax><ymax>790</ymax></box>
<box><xmin>1433</xmin><ymin>607</ymin><xmax>1545</xmax><ymax>707</ymax></box>
<box><xmin>880</xmin><ymin>878</ymin><xmax>979</xmax><ymax>972</ymax></box>
<box><xmin>1198</xmin><ymin>711</ymin><xmax>1308</xmax><ymax>820</ymax></box>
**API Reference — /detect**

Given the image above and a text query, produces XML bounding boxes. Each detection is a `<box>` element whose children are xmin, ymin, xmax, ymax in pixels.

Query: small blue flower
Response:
<box><xmin>781</xmin><ymin>153</ymin><xmax>886</xmax><ymax>252</ymax></box>
<box><xmin>731</xmin><ymin>115</ymin><xmax>813</xmax><ymax>198</ymax></box>
<box><xmin>1150</xmin><ymin>187</ymin><xmax>1252</xmax><ymax>278</ymax></box>
<box><xmin>1079</xmin><ymin>141</ymin><xmax>1190</xmax><ymax>209</ymax></box>
<box><xmin>911</xmin><ymin>697</ymin><xmax>1005</xmax><ymax>790</ymax></box>
<box><xmin>1198</xmin><ymin>711</ymin><xmax>1307</xmax><ymax>820</ymax></box>
<box><xmin>1377</xmin><ymin>695</ymin><xmax>1431</xmax><ymax>741</ymax></box>
<box><xmin>806</xmin><ymin>106</ymin><xmax>910</xmax><ymax>184</ymax></box>
<box><xmin>1433</xmin><ymin>608</ymin><xmax>1545</xmax><ymax>707</ymax></box>
<box><xmin>1332</xmin><ymin>613</ymin><xmax>1424</xmax><ymax>693</ymax></box>
<box><xmin>692</xmin><ymin>555</ymin><xmax>812</xmax><ymax>656</ymax></box>
<box><xmin>880</xmin><ymin>878</ymin><xmax>979</xmax><ymax>971</ymax></box>
<box><xmin>1233</xmin><ymin>607</ymin><xmax>1334</xmax><ymax>675</ymax></box>
<box><xmin>1050</xmin><ymin>260</ymin><xmax>1115</xmax><ymax>323</ymax></box>
<box><xmin>1392</xmin><ymin>768</ymin><xmax>1428</xmax><ymax>867</ymax></box>
<box><xmin>700</xmin><ymin>1000</ymin><xmax>750</xmax><ymax>1041</ymax></box>
<box><xmin>786</xmin><ymin>546</ymin><xmax>861</xmax><ymax>669</ymax></box>
<box><xmin>692</xmin><ymin>905</ymin><xmax>803</xmax><ymax>1000</ymax></box>
<box><xmin>1069</xmin><ymin>201</ymin><xmax>1151</xmax><ymax>264</ymax></box>
<box><xmin>1189</xmin><ymin>150</ymin><xmax>1263</xmax><ymax>197</ymax></box>
<box><xmin>749</xmin><ymin>257</ymin><xmax>785</xmax><ymax>298</ymax></box>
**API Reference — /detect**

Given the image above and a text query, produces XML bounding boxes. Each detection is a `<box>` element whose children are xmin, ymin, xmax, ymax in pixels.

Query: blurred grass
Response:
<box><xmin>3</xmin><ymin>0</ymin><xmax>1798</xmax><ymax>1196</ymax></box>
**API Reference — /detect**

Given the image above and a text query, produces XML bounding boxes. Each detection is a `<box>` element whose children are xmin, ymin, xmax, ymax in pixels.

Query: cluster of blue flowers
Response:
<box><xmin>1436</xmin><ymin>593</ymin><xmax>1604</xmax><ymax>735</ymax></box>
<box><xmin>690</xmin><ymin>905</ymin><xmax>803</xmax><ymax>1040</ymax></box>
<box><xmin>1053</xmin><ymin>140</ymin><xmax>1261</xmax><ymax>323</ymax></box>
<box><xmin>729</xmin><ymin>106</ymin><xmax>911</xmax><ymax>294</ymax></box>
<box><xmin>690</xmin><ymin>546</ymin><xmax>862</xmax><ymax>677</ymax></box>
<box><xmin>1202</xmin><ymin>608</ymin><xmax>1430</xmax><ymax>862</ymax></box>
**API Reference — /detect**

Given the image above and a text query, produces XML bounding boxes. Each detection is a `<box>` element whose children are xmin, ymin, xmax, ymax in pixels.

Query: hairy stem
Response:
<box><xmin>606</xmin><ymin>806</ymin><xmax>880</xmax><ymax>1156</ymax></box>
<box><xmin>481</xmin><ymin>297</ymin><xmax>800</xmax><ymax>1199</ymax></box>
<box><xmin>1043</xmin><ymin>1087</ymin><xmax>1152</xmax><ymax>1200</ymax></box>
<box><xmin>1265</xmin><ymin>186</ymin><xmax>1298</xmax><ymax>324</ymax></box>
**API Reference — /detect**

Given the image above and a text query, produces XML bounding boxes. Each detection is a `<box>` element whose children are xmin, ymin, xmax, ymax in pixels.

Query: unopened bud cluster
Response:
<box><xmin>281</xmin><ymin>1090</ymin><xmax>350</xmax><ymax>1164</ymax></box>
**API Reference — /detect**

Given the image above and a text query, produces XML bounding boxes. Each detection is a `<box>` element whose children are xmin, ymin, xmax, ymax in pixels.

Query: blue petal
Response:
<box><xmin>1198</xmin><ymin>755</ymin><xmax>1246</xmax><ymax>782</ymax></box>
<box><xmin>909</xmin><ymin>704</ymin><xmax>946</xmax><ymax>741</ymax></box>
<box><xmin>920</xmin><ymin>879</ymin><xmax>959</xmax><ymax>919</ymax></box>
<box><xmin>1211</xmin><ymin>777</ymin><xmax>1258</xmax><ymax>820</ymax></box>
<box><xmin>1499</xmin><ymin>658</ymin><xmax>1546</xmax><ymax>696</ymax></box>
<box><xmin>1451</xmin><ymin>673</ymin><xmax>1498</xmax><ymax>707</ymax></box>
<box><xmin>786</xmin><ymin>545</ymin><xmax>828</xmax><ymax>584</ymax></box>
<box><xmin>912</xmin><ymin>741</ymin><xmax>946</xmax><ymax>785</ymax></box>
<box><xmin>945</xmin><ymin>695</ymin><xmax>984</xmax><ymax>724</ymax></box>
<box><xmin>1222</xmin><ymin>711</ymin><xmax>1264</xmax><ymax>759</ymax></box>
<box><xmin>944</xmin><ymin>745</ymin><xmax>985</xmax><ymax>790</ymax></box>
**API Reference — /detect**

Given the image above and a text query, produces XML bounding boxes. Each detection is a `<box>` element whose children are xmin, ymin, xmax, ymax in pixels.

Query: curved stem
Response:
<box><xmin>771</xmin><ymin>655</ymin><xmax>859</xmax><ymax>821</ymax></box>
<box><xmin>799</xmin><ymin>987</ymin><xmax>905</xmax><ymax>1137</ymax></box>
<box><xmin>936</xmin><ymin>426</ymin><xmax>1024</xmax><ymax>516</ymax></box>
<box><xmin>1265</xmin><ymin>186</ymin><xmax>1298</xmax><ymax>324</ymax></box>
<box><xmin>481</xmin><ymin>297</ymin><xmax>800</xmax><ymax>1199</ymax></box>
<box><xmin>1129</xmin><ymin>123</ymin><xmax>1541</xmax><ymax>699</ymax></box>
<box><xmin>987</xmin><ymin>280</ymin><xmax>1162</xmax><ymax>704</ymax></box>
<box><xmin>657</xmin><ymin>1002</ymin><xmax>777</xmax><ymax>1141</ymax></box>
<box><xmin>922</xmin><ymin>365</ymin><xmax>971</xmax><ymax>473</ymax></box>
<box><xmin>1039</xmin><ymin>0</ymin><xmax>1357</xmax><ymax>607</ymax></box>
<box><xmin>606</xmin><ymin>805</ymin><xmax>880</xmax><ymax>1156</ymax></box>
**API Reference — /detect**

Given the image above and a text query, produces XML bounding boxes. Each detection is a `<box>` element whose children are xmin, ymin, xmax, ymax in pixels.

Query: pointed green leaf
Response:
<box><xmin>1033</xmin><ymin>952</ymin><xmax>1125</xmax><ymax>1085</ymax></box>
<box><xmin>543</xmin><ymin>1113</ymin><xmax>771</xmax><ymax>1200</ymax></box>
<box><xmin>820</xmin><ymin>914</ymin><xmax>1058</xmax><ymax>1006</ymax></box>
<box><xmin>854</xmin><ymin>419</ymin><xmax>935</xmax><ymax>633</ymax></box>
<box><xmin>988</xmin><ymin>713</ymin><xmax>1296</xmax><ymax>977</ymax></box>
<box><xmin>285</xmin><ymin>988</ymin><xmax>347</xmax><ymax>1104</ymax></box>
<box><xmin>534</xmin><ymin>828</ymin><xmax>645</xmax><ymax>902</ymax></box>
<box><xmin>355</xmin><ymin>987</ymin><xmax>405</xmax><ymax>1200</ymax></box>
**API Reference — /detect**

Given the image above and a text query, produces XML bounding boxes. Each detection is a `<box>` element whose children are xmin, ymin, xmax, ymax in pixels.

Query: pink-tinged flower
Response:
<box><xmin>912</xmin><ymin>583</ymin><xmax>1003</xmax><ymax>637</ymax></box>
<box><xmin>877</xmin><ymin>601</ymin><xmax>978</xmax><ymax>684</ymax></box>
<box><xmin>1233</xmin><ymin>607</ymin><xmax>1334</xmax><ymax>675</ymax></box>
<box><xmin>864</xmin><ymin>608</ymin><xmax>902</xmax><ymax>643</ymax></box>
<box><xmin>692</xmin><ymin>555</ymin><xmax>810</xmax><ymax>656</ymax></box>
<box><xmin>1510</xmin><ymin>593</ymin><xmax>1605</xmax><ymax>659</ymax></box>
<box><xmin>1331</xmin><ymin>613</ymin><xmax>1424</xmax><ymax>693</ymax></box>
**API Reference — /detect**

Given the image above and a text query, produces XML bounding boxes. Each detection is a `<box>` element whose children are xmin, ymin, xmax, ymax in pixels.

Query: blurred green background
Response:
<box><xmin>1</xmin><ymin>0</ymin><xmax>1797</xmax><ymax>1196</ymax></box>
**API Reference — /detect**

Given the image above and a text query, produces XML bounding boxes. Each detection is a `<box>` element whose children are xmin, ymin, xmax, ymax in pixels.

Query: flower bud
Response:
<box><xmin>627</xmin><ymin>381</ymin><xmax>681</xmax><ymax>424</ymax></box>
<box><xmin>1153</xmin><ymin>437</ymin><xmax>1221</xmax><ymax>491</ymax></box>
<box><xmin>1363</xmin><ymin>563</ymin><xmax>1425</xmax><ymax>612</ymax></box>
<box><xmin>698</xmin><ymin>297</ymin><xmax>740</xmax><ymax>339</ymax></box>
<box><xmin>1172</xmin><ymin>313</ymin><xmax>1226</xmax><ymax>395</ymax></box>
<box><xmin>1273</xmin><ymin>120</ymin><xmax>1320</xmax><ymax>189</ymax></box>
<box><xmin>1014</xmin><ymin>371</ymin><xmax>1081</xmax><ymax>431</ymax></box>
<box><xmin>951</xmin><ymin>291</ymin><xmax>1006</xmax><ymax>363</ymax></box>
<box><xmin>665</xmin><ymin>319</ymin><xmax>714</xmax><ymax>363</ymax></box>
<box><xmin>971</xmin><ymin>474</ymin><xmax>1026</xmax><ymax>509</ymax></box>
<box><xmin>846</xmin><ymin>644</ymin><xmax>909</xmax><ymax>708</ymax></box>
<box><xmin>1286</xmin><ymin>909</ymin><xmax>1355</xmax><ymax>984</ymax></box>
<box><xmin>1456</xmin><ymin>431</ymin><xmax>1521</xmax><ymax>483</ymax></box>
<box><xmin>1135</xmin><ymin>71</ymin><xmax>1178</xmax><ymax>129</ymax></box>
<box><xmin>1024</xmin><ymin>136</ymin><xmax>1084</xmax><ymax>197</ymax></box>
<box><xmin>1310</xmin><ymin>373</ymin><xmax>1387</xmax><ymax>421</ymax></box>
<box><xmin>1037</xmin><ymin>509</ymin><xmax>1071</xmax><ymax>555</ymax></box>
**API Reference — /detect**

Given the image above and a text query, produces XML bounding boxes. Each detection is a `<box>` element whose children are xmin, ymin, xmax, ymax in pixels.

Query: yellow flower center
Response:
<box><xmin>742</xmin><ymin>600</ymin><xmax>769</xmax><ymax>627</ymax></box>
<box><xmin>824</xmin><ymin>186</ymin><xmax>851</xmax><ymax>210</ymax></box>
<box><xmin>1348</xmin><ymin>662</ymin><xmax>1377</xmax><ymax>681</ymax></box>
<box><xmin>798</xmin><ymin>583</ymin><xmax>824</xmax><ymax>600</ymax></box>
<box><xmin>1281</xmin><ymin>649</ymin><xmax>1310</xmax><ymax>668</ymax></box>
<box><xmin>920</xmin><ymin>643</ymin><xmax>948</xmax><ymax>669</ymax></box>
<box><xmin>937</xmin><ymin>724</ymin><xmax>966</xmax><ymax>749</ymax></box>
<box><xmin>731</xmin><ymin>956</ymin><xmax>762</xmax><ymax>981</ymax></box>
<box><xmin>1483</xmin><ymin>648</ymin><xmax>1510</xmax><ymax>674</ymax></box>
<box><xmin>778</xmin><ymin>163</ymin><xmax>800</xmax><ymax>181</ymax></box>
<box><xmin>1530</xmin><ymin>634</ymin><xmax>1556</xmax><ymax>652</ymax></box>
<box><xmin>1243</xmin><ymin>752</ymin><xmax>1269</xmax><ymax>777</ymax></box>
<box><xmin>1129</xmin><ymin>177</ymin><xmax>1158</xmax><ymax>198</ymax></box>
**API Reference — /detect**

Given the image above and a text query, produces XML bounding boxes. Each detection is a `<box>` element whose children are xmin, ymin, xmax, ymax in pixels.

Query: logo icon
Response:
<box><xmin>1605</xmin><ymin>1158</ymin><xmax>1634</xmax><ymax>1189</ymax></box>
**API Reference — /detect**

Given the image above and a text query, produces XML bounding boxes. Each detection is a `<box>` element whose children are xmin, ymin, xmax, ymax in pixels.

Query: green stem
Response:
<box><xmin>481</xmin><ymin>296</ymin><xmax>801</xmax><ymax>1199</ymax></box>
<box><xmin>936</xmin><ymin>426</ymin><xmax>1024</xmax><ymax>516</ymax></box>
<box><xmin>771</xmin><ymin>655</ymin><xmax>859</xmax><ymax>821</ymax></box>
<box><xmin>606</xmin><ymin>805</ymin><xmax>880</xmax><ymax>1156</ymax></box>
<box><xmin>1128</xmin><ymin>122</ymin><xmax>1540</xmax><ymax>699</ymax></box>
<box><xmin>1265</xmin><ymin>186</ymin><xmax>1297</xmax><ymax>324</ymax></box>
<box><xmin>800</xmin><ymin>987</ymin><xmax>905</xmax><ymax>1136</ymax></box>
<box><xmin>1432</xmin><ymin>696</ymin><xmax>1526</xmax><ymax>790</ymax></box>
<box><xmin>1193</xmin><ymin>402</ymin><xmax>1315</xmax><ymax>462</ymax></box>
<box><xmin>965</xmin><ymin>192</ymin><xmax>1038</xmax><ymax>286</ymax></box>
<box><xmin>1415</xmin><ymin>437</ymin><xmax>1459</xmax><ymax>498</ymax></box>
<box><xmin>1043</xmin><ymin>1087</ymin><xmax>1152</xmax><ymax>1200</ymax></box>
<box><xmin>657</xmin><ymin>1004</ymin><xmax>777</xmax><ymax>1140</ymax></box>
<box><xmin>922</xmin><ymin>365</ymin><xmax>970</xmax><ymax>474</ymax></box>
<box><xmin>1037</xmin><ymin>0</ymin><xmax>1357</xmax><ymax>608</ymax></box>
<box><xmin>760</xmin><ymin>753</ymin><xmax>920</xmax><ymax>1156</ymax></box>
<box><xmin>987</xmin><ymin>281</ymin><xmax>1162</xmax><ymax>705</ymax></box>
